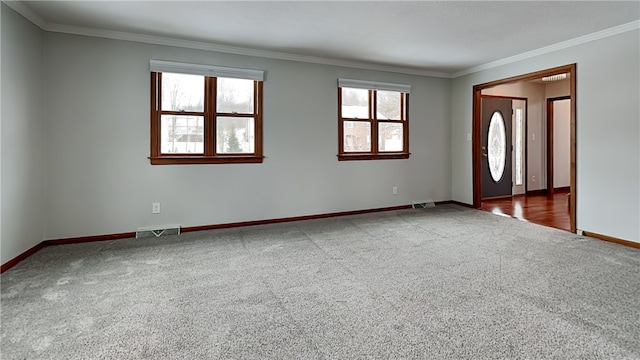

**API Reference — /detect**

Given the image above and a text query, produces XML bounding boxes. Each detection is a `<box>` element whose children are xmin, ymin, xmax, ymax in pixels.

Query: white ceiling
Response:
<box><xmin>11</xmin><ymin>1</ymin><xmax>640</xmax><ymax>77</ymax></box>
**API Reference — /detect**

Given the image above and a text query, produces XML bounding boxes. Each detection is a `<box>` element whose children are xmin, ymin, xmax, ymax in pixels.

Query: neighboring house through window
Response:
<box><xmin>338</xmin><ymin>78</ymin><xmax>410</xmax><ymax>161</ymax></box>
<box><xmin>149</xmin><ymin>60</ymin><xmax>264</xmax><ymax>164</ymax></box>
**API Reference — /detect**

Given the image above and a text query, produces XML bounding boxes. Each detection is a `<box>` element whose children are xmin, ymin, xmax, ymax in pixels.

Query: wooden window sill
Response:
<box><xmin>149</xmin><ymin>156</ymin><xmax>264</xmax><ymax>165</ymax></box>
<box><xmin>337</xmin><ymin>153</ymin><xmax>410</xmax><ymax>161</ymax></box>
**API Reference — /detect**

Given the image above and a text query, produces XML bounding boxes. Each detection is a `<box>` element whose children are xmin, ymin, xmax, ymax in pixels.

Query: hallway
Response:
<box><xmin>480</xmin><ymin>190</ymin><xmax>571</xmax><ymax>231</ymax></box>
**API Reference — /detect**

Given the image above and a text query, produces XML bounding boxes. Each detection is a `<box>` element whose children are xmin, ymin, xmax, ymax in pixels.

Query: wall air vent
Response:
<box><xmin>136</xmin><ymin>225</ymin><xmax>181</xmax><ymax>238</ymax></box>
<box><xmin>412</xmin><ymin>200</ymin><xmax>435</xmax><ymax>209</ymax></box>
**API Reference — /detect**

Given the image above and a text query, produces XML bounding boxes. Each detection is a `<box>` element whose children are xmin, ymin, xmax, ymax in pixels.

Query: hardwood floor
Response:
<box><xmin>480</xmin><ymin>189</ymin><xmax>570</xmax><ymax>231</ymax></box>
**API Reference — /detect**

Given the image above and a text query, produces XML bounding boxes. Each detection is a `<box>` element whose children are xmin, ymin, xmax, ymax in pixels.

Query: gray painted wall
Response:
<box><xmin>452</xmin><ymin>29</ymin><xmax>640</xmax><ymax>242</ymax></box>
<box><xmin>1</xmin><ymin>5</ymin><xmax>46</xmax><ymax>264</ymax></box>
<box><xmin>2</xmin><ymin>7</ymin><xmax>638</xmax><ymax>265</ymax></box>
<box><xmin>42</xmin><ymin>32</ymin><xmax>452</xmax><ymax>240</ymax></box>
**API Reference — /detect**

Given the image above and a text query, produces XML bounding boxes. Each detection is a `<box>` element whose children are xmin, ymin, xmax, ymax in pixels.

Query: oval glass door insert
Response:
<box><xmin>488</xmin><ymin>111</ymin><xmax>506</xmax><ymax>182</ymax></box>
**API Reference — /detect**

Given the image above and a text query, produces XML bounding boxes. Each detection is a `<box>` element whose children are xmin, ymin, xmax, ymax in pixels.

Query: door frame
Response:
<box><xmin>480</xmin><ymin>95</ymin><xmax>529</xmax><ymax>197</ymax></box>
<box><xmin>472</xmin><ymin>63</ymin><xmax>577</xmax><ymax>232</ymax></box>
<box><xmin>546</xmin><ymin>96</ymin><xmax>571</xmax><ymax>195</ymax></box>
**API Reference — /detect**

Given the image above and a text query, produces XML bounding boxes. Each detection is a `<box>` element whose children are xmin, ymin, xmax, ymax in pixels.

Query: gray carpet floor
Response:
<box><xmin>1</xmin><ymin>205</ymin><xmax>639</xmax><ymax>359</ymax></box>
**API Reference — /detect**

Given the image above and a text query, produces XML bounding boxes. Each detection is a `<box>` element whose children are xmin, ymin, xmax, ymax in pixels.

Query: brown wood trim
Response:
<box><xmin>151</xmin><ymin>73</ymin><xmax>263</xmax><ymax>165</ymax></box>
<box><xmin>0</xmin><ymin>199</ymin><xmax>520</xmax><ymax>273</ymax></box>
<box><xmin>337</xmin><ymin>87</ymin><xmax>344</xmax><ymax>154</ymax></box>
<box><xmin>526</xmin><ymin>189</ymin><xmax>548</xmax><ymax>196</ymax></box>
<box><xmin>0</xmin><ymin>242</ymin><xmax>45</xmax><ymax>273</ymax></box>
<box><xmin>160</xmin><ymin>110</ymin><xmax>205</xmax><ymax>116</ymax></box>
<box><xmin>205</xmin><ymin>76</ymin><xmax>215</xmax><ymax>156</ymax></box>
<box><xmin>472</xmin><ymin>88</ymin><xmax>482</xmax><ymax>208</ymax></box>
<box><xmin>547</xmin><ymin>96</ymin><xmax>571</xmax><ymax>101</ymax></box>
<box><xmin>482</xmin><ymin>194</ymin><xmax>512</xmax><ymax>201</ymax></box>
<box><xmin>215</xmin><ymin>112</ymin><xmax>257</xmax><ymax>117</ymax></box>
<box><xmin>182</xmin><ymin>205</ymin><xmax>414</xmax><ymax>233</ymax></box>
<box><xmin>583</xmin><ymin>231</ymin><xmax>640</xmax><ymax>250</ymax></box>
<box><xmin>371</xmin><ymin>89</ymin><xmax>379</xmax><ymax>152</ymax></box>
<box><xmin>2</xmin><ymin>232</ymin><xmax>137</xmax><ymax>272</ymax></box>
<box><xmin>338</xmin><ymin>153</ymin><xmax>410</xmax><ymax>161</ymax></box>
<box><xmin>1</xmin><ymin>205</ymin><xmax>415</xmax><ymax>272</ymax></box>
<box><xmin>150</xmin><ymin>72</ymin><xmax>160</xmax><ymax>159</ymax></box>
<box><xmin>44</xmin><ymin>232</ymin><xmax>136</xmax><ymax>246</ymax></box>
<box><xmin>255</xmin><ymin>81</ymin><xmax>264</xmax><ymax>159</ymax></box>
<box><xmin>525</xmin><ymin>187</ymin><xmax>569</xmax><ymax>196</ymax></box>
<box><xmin>149</xmin><ymin>156</ymin><xmax>264</xmax><ymax>165</ymax></box>
<box><xmin>525</xmin><ymin>102</ymin><xmax>530</xmax><ymax>193</ymax></box>
<box><xmin>438</xmin><ymin>200</ymin><xmax>477</xmax><ymax>209</ymax></box>
<box><xmin>477</xmin><ymin>64</ymin><xmax>576</xmax><ymax>90</ymax></box>
<box><xmin>404</xmin><ymin>94</ymin><xmax>410</xmax><ymax>153</ymax></box>
<box><xmin>338</xmin><ymin>88</ymin><xmax>409</xmax><ymax>159</ymax></box>
<box><xmin>481</xmin><ymin>94</ymin><xmax>528</xmax><ymax>101</ymax></box>
<box><xmin>473</xmin><ymin>63</ymin><xmax>577</xmax><ymax>233</ymax></box>
<box><xmin>536</xmin><ymin>66</ymin><xmax>580</xmax><ymax>232</ymax></box>
<box><xmin>568</xmin><ymin>67</ymin><xmax>577</xmax><ymax>234</ymax></box>
<box><xmin>521</xmin><ymin>99</ymin><xmax>529</xmax><ymax>193</ymax></box>
<box><xmin>547</xmin><ymin>98</ymin><xmax>555</xmax><ymax>195</ymax></box>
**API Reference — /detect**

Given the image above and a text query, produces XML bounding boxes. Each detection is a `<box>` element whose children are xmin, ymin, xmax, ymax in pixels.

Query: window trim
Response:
<box><xmin>149</xmin><ymin>69</ymin><xmax>264</xmax><ymax>165</ymax></box>
<box><xmin>337</xmin><ymin>80</ymin><xmax>410</xmax><ymax>161</ymax></box>
<box><xmin>150</xmin><ymin>60</ymin><xmax>264</xmax><ymax>81</ymax></box>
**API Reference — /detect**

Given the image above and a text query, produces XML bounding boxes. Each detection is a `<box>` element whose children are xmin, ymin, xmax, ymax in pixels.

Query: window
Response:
<box><xmin>149</xmin><ymin>60</ymin><xmax>264</xmax><ymax>164</ymax></box>
<box><xmin>337</xmin><ymin>79</ymin><xmax>410</xmax><ymax>160</ymax></box>
<box><xmin>514</xmin><ymin>108</ymin><xmax>523</xmax><ymax>186</ymax></box>
<box><xmin>488</xmin><ymin>111</ymin><xmax>507</xmax><ymax>182</ymax></box>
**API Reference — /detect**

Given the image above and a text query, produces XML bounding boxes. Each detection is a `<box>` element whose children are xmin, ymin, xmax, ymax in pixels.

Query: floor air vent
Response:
<box><xmin>412</xmin><ymin>200</ymin><xmax>435</xmax><ymax>209</ymax></box>
<box><xmin>136</xmin><ymin>225</ymin><xmax>181</xmax><ymax>238</ymax></box>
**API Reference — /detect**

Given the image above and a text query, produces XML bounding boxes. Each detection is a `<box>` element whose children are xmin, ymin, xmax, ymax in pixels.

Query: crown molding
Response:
<box><xmin>2</xmin><ymin>0</ymin><xmax>46</xmax><ymax>28</ymax></box>
<box><xmin>3</xmin><ymin>0</ymin><xmax>450</xmax><ymax>78</ymax></box>
<box><xmin>5</xmin><ymin>0</ymin><xmax>638</xmax><ymax>80</ymax></box>
<box><xmin>44</xmin><ymin>23</ymin><xmax>451</xmax><ymax>78</ymax></box>
<box><xmin>453</xmin><ymin>20</ymin><xmax>640</xmax><ymax>78</ymax></box>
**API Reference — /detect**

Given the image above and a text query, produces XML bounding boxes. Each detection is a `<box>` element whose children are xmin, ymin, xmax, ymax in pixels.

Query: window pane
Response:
<box><xmin>216</xmin><ymin>117</ymin><xmax>255</xmax><ymax>154</ymax></box>
<box><xmin>378</xmin><ymin>123</ymin><xmax>404</xmax><ymax>151</ymax></box>
<box><xmin>488</xmin><ymin>111</ymin><xmax>507</xmax><ymax>182</ymax></box>
<box><xmin>217</xmin><ymin>78</ymin><xmax>254</xmax><ymax>114</ymax></box>
<box><xmin>161</xmin><ymin>73</ymin><xmax>204</xmax><ymax>112</ymax></box>
<box><xmin>341</xmin><ymin>88</ymin><xmax>369</xmax><ymax>119</ymax></box>
<box><xmin>515</xmin><ymin>108</ymin><xmax>523</xmax><ymax>185</ymax></box>
<box><xmin>343</xmin><ymin>121</ymin><xmax>371</xmax><ymax>152</ymax></box>
<box><xmin>160</xmin><ymin>115</ymin><xmax>204</xmax><ymax>154</ymax></box>
<box><xmin>376</xmin><ymin>91</ymin><xmax>401</xmax><ymax>120</ymax></box>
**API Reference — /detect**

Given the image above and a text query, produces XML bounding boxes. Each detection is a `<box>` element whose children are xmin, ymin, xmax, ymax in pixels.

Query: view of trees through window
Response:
<box><xmin>340</xmin><ymin>87</ymin><xmax>406</xmax><ymax>156</ymax></box>
<box><xmin>216</xmin><ymin>78</ymin><xmax>254</xmax><ymax>154</ymax></box>
<box><xmin>161</xmin><ymin>73</ymin><xmax>205</xmax><ymax>153</ymax></box>
<box><xmin>159</xmin><ymin>73</ymin><xmax>256</xmax><ymax>154</ymax></box>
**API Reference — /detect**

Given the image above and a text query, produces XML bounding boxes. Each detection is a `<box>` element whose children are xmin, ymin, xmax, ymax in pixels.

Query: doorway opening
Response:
<box><xmin>547</xmin><ymin>96</ymin><xmax>571</xmax><ymax>196</ymax></box>
<box><xmin>472</xmin><ymin>64</ymin><xmax>576</xmax><ymax>232</ymax></box>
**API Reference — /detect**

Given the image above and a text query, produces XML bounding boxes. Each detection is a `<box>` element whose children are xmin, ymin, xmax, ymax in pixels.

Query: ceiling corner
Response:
<box><xmin>3</xmin><ymin>0</ymin><xmax>48</xmax><ymax>30</ymax></box>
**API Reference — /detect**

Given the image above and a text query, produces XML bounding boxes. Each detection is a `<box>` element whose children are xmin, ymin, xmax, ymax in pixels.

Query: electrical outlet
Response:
<box><xmin>392</xmin><ymin>186</ymin><xmax>398</xmax><ymax>195</ymax></box>
<box><xmin>532</xmin><ymin>176</ymin><xmax>536</xmax><ymax>183</ymax></box>
<box><xmin>152</xmin><ymin>202</ymin><xmax>161</xmax><ymax>214</ymax></box>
